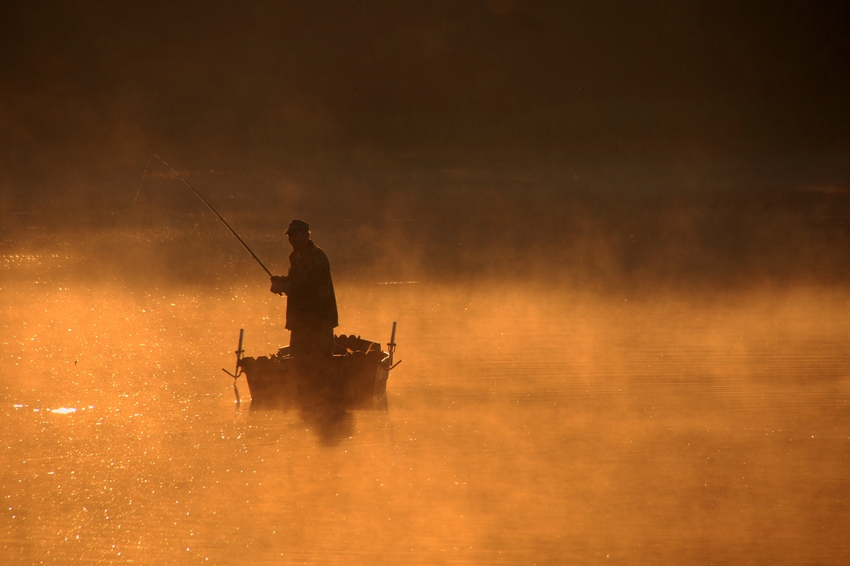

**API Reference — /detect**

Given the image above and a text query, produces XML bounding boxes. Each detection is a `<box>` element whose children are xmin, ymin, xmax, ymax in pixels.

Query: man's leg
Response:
<box><xmin>290</xmin><ymin>326</ymin><xmax>336</xmax><ymax>405</ymax></box>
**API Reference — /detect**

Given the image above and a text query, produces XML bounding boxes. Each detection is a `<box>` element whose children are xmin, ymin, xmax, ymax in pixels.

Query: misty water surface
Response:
<box><xmin>3</xmin><ymin>2</ymin><xmax>850</xmax><ymax>563</ymax></box>
<box><xmin>2</xmin><ymin>243</ymin><xmax>849</xmax><ymax>565</ymax></box>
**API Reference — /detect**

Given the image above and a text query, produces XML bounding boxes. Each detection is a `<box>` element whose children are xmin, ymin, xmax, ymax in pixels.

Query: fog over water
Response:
<box><xmin>2</xmin><ymin>257</ymin><xmax>850</xmax><ymax>564</ymax></box>
<box><xmin>2</xmin><ymin>1</ymin><xmax>850</xmax><ymax>564</ymax></box>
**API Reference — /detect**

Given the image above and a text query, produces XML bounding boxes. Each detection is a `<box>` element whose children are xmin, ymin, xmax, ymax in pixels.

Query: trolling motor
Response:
<box><xmin>222</xmin><ymin>328</ymin><xmax>245</xmax><ymax>403</ymax></box>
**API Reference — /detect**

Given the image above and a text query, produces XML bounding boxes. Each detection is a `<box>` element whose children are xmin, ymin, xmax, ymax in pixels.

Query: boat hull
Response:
<box><xmin>239</xmin><ymin>347</ymin><xmax>389</xmax><ymax>411</ymax></box>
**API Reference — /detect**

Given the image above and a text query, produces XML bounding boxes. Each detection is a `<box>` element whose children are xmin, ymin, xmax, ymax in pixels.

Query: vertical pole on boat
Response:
<box><xmin>387</xmin><ymin>321</ymin><xmax>397</xmax><ymax>369</ymax></box>
<box><xmin>374</xmin><ymin>321</ymin><xmax>398</xmax><ymax>411</ymax></box>
<box><xmin>223</xmin><ymin>329</ymin><xmax>245</xmax><ymax>404</ymax></box>
<box><xmin>234</xmin><ymin>329</ymin><xmax>244</xmax><ymax>403</ymax></box>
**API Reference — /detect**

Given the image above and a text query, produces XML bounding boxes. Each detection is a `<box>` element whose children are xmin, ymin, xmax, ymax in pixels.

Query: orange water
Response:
<box><xmin>2</xmin><ymin>255</ymin><xmax>849</xmax><ymax>564</ymax></box>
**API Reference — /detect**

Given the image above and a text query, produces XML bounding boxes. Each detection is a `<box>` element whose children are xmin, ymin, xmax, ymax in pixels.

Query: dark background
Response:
<box><xmin>2</xmin><ymin>0</ymin><xmax>849</xmax><ymax>289</ymax></box>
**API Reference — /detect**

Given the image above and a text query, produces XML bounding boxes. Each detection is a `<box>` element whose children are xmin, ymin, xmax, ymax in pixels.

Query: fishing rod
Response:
<box><xmin>153</xmin><ymin>154</ymin><xmax>273</xmax><ymax>278</ymax></box>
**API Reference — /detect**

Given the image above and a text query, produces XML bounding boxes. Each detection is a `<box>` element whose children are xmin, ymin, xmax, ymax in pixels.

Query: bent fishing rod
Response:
<box><xmin>152</xmin><ymin>154</ymin><xmax>273</xmax><ymax>278</ymax></box>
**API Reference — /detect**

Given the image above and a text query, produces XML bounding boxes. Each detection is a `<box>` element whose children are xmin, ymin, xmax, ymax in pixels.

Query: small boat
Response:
<box><xmin>224</xmin><ymin>323</ymin><xmax>399</xmax><ymax>411</ymax></box>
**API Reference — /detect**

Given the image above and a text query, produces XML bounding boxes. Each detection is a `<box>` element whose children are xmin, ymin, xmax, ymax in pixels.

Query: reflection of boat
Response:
<box><xmin>225</xmin><ymin>323</ymin><xmax>398</xmax><ymax>411</ymax></box>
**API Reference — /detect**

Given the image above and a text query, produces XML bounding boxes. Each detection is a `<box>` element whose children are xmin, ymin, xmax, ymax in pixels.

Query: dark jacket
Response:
<box><xmin>284</xmin><ymin>240</ymin><xmax>338</xmax><ymax>330</ymax></box>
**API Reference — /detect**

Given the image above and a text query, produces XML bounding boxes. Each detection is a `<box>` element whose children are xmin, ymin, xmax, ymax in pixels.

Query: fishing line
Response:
<box><xmin>133</xmin><ymin>153</ymin><xmax>154</xmax><ymax>205</ymax></box>
<box><xmin>152</xmin><ymin>154</ymin><xmax>273</xmax><ymax>278</ymax></box>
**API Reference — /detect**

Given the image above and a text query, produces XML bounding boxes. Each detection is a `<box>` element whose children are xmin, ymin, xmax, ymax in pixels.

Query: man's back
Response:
<box><xmin>285</xmin><ymin>240</ymin><xmax>338</xmax><ymax>331</ymax></box>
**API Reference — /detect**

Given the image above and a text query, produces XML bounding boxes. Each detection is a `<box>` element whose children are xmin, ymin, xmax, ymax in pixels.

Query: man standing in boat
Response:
<box><xmin>269</xmin><ymin>220</ymin><xmax>338</xmax><ymax>358</ymax></box>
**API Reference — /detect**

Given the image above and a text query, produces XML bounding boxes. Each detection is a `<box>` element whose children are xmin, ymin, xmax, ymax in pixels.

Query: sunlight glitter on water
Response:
<box><xmin>2</xmin><ymin>274</ymin><xmax>849</xmax><ymax>565</ymax></box>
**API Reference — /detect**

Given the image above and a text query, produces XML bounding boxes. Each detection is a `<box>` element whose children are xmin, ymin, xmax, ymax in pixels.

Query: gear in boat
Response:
<box><xmin>224</xmin><ymin>323</ymin><xmax>399</xmax><ymax>410</ymax></box>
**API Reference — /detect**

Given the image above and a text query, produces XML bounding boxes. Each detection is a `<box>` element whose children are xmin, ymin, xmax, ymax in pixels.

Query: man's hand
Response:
<box><xmin>270</xmin><ymin>275</ymin><xmax>289</xmax><ymax>295</ymax></box>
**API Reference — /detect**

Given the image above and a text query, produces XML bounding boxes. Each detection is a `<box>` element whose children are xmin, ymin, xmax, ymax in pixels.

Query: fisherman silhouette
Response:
<box><xmin>270</xmin><ymin>220</ymin><xmax>338</xmax><ymax>358</ymax></box>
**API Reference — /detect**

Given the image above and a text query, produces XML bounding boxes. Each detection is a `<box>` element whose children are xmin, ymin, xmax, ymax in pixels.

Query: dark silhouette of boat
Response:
<box><xmin>224</xmin><ymin>323</ymin><xmax>399</xmax><ymax>411</ymax></box>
